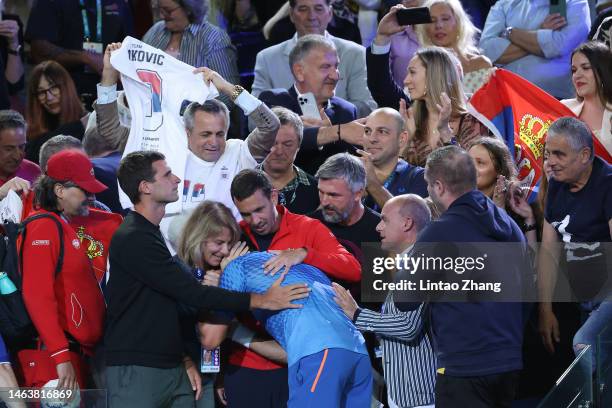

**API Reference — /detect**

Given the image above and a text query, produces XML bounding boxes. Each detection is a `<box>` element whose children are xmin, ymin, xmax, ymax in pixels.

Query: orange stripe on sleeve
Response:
<box><xmin>310</xmin><ymin>349</ymin><xmax>329</xmax><ymax>393</ymax></box>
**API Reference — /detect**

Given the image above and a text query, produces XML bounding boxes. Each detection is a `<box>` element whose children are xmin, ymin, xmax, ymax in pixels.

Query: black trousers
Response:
<box><xmin>224</xmin><ymin>364</ymin><xmax>289</xmax><ymax>407</ymax></box>
<box><xmin>435</xmin><ymin>371</ymin><xmax>520</xmax><ymax>408</ymax></box>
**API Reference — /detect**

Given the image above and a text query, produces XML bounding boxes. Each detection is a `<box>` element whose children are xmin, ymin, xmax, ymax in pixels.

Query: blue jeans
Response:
<box><xmin>573</xmin><ymin>301</ymin><xmax>612</xmax><ymax>372</ymax></box>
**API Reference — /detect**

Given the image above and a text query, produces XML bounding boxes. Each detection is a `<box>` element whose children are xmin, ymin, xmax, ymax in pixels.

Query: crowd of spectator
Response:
<box><xmin>0</xmin><ymin>0</ymin><xmax>610</xmax><ymax>407</ymax></box>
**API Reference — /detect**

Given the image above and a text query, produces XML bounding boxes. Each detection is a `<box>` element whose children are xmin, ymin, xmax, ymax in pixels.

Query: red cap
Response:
<box><xmin>46</xmin><ymin>150</ymin><xmax>108</xmax><ymax>194</ymax></box>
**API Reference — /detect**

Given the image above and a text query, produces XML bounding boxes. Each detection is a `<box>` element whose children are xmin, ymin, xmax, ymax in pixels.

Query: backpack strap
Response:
<box><xmin>19</xmin><ymin>214</ymin><xmax>65</xmax><ymax>278</ymax></box>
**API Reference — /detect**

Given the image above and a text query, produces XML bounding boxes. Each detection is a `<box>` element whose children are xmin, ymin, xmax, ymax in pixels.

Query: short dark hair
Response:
<box><xmin>0</xmin><ymin>109</ymin><xmax>26</xmax><ymax>134</ymax></box>
<box><xmin>118</xmin><ymin>151</ymin><xmax>166</xmax><ymax>205</ymax></box>
<box><xmin>289</xmin><ymin>0</ymin><xmax>331</xmax><ymax>7</ymax></box>
<box><xmin>425</xmin><ymin>145</ymin><xmax>477</xmax><ymax>195</ymax></box>
<box><xmin>231</xmin><ymin>169</ymin><xmax>272</xmax><ymax>201</ymax></box>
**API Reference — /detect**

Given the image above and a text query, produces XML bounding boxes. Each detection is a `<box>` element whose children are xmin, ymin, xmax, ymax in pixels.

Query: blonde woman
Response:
<box><xmin>416</xmin><ymin>0</ymin><xmax>492</xmax><ymax>93</ymax></box>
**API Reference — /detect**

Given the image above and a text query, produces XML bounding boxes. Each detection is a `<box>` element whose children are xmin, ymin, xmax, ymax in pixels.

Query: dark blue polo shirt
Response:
<box><xmin>364</xmin><ymin>159</ymin><xmax>428</xmax><ymax>212</ymax></box>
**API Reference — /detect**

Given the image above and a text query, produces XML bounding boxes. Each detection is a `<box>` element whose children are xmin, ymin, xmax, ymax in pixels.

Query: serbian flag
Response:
<box><xmin>70</xmin><ymin>209</ymin><xmax>122</xmax><ymax>283</ymax></box>
<box><xmin>468</xmin><ymin>69</ymin><xmax>612</xmax><ymax>201</ymax></box>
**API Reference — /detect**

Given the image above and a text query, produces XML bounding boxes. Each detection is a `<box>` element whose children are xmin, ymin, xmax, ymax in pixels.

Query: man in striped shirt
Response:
<box><xmin>334</xmin><ymin>194</ymin><xmax>436</xmax><ymax>408</ymax></box>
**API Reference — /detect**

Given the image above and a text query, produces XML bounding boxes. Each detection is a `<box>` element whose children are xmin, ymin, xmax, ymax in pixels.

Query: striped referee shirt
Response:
<box><xmin>354</xmin><ymin>296</ymin><xmax>436</xmax><ymax>408</ymax></box>
<box><xmin>143</xmin><ymin>20</ymin><xmax>239</xmax><ymax>107</ymax></box>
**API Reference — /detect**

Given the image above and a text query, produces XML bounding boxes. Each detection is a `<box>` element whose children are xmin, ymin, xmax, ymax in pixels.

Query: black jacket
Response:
<box><xmin>105</xmin><ymin>211</ymin><xmax>251</xmax><ymax>368</ymax></box>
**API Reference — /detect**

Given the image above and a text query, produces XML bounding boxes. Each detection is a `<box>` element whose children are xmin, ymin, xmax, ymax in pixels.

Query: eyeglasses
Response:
<box><xmin>36</xmin><ymin>85</ymin><xmax>61</xmax><ymax>100</ymax></box>
<box><xmin>159</xmin><ymin>5</ymin><xmax>181</xmax><ymax>16</ymax></box>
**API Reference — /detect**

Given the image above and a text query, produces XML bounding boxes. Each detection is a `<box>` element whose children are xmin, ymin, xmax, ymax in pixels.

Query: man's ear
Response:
<box><xmin>139</xmin><ymin>179</ymin><xmax>152</xmax><ymax>196</ymax></box>
<box><xmin>398</xmin><ymin>130</ymin><xmax>409</xmax><ymax>151</ymax></box>
<box><xmin>354</xmin><ymin>188</ymin><xmax>365</xmax><ymax>202</ymax></box>
<box><xmin>402</xmin><ymin>216</ymin><xmax>414</xmax><ymax>233</ymax></box>
<box><xmin>292</xmin><ymin>62</ymin><xmax>305</xmax><ymax>83</ymax></box>
<box><xmin>53</xmin><ymin>183</ymin><xmax>65</xmax><ymax>199</ymax></box>
<box><xmin>579</xmin><ymin>147</ymin><xmax>592</xmax><ymax>164</ymax></box>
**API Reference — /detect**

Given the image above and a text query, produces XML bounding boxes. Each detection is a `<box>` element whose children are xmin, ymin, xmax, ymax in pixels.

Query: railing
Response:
<box><xmin>538</xmin><ymin>346</ymin><xmax>593</xmax><ymax>408</ymax></box>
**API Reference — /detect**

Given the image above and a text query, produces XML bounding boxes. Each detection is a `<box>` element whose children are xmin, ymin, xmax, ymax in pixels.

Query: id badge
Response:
<box><xmin>83</xmin><ymin>42</ymin><xmax>103</xmax><ymax>74</ymax></box>
<box><xmin>200</xmin><ymin>347</ymin><xmax>220</xmax><ymax>373</ymax></box>
<box><xmin>82</xmin><ymin>41</ymin><xmax>103</xmax><ymax>54</ymax></box>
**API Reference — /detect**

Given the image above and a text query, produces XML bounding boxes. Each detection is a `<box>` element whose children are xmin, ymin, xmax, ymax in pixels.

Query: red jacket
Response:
<box><xmin>19</xmin><ymin>210</ymin><xmax>105</xmax><ymax>364</ymax></box>
<box><xmin>69</xmin><ymin>209</ymin><xmax>122</xmax><ymax>283</ymax></box>
<box><xmin>231</xmin><ymin>205</ymin><xmax>361</xmax><ymax>369</ymax></box>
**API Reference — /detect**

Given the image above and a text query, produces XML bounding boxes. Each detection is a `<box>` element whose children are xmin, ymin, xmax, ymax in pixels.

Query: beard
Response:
<box><xmin>321</xmin><ymin>204</ymin><xmax>350</xmax><ymax>224</ymax></box>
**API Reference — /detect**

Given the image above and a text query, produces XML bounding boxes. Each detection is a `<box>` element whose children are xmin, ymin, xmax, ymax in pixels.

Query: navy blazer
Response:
<box><xmin>366</xmin><ymin>46</ymin><xmax>410</xmax><ymax>111</ymax></box>
<box><xmin>259</xmin><ymin>87</ymin><xmax>358</xmax><ymax>175</ymax></box>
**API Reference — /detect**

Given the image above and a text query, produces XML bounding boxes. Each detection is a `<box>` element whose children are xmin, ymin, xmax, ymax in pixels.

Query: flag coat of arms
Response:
<box><xmin>468</xmin><ymin>69</ymin><xmax>612</xmax><ymax>201</ymax></box>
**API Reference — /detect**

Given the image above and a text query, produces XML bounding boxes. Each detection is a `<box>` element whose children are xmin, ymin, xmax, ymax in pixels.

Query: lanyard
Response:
<box><xmin>368</xmin><ymin>170</ymin><xmax>397</xmax><ymax>212</ymax></box>
<box><xmin>80</xmin><ymin>0</ymin><xmax>102</xmax><ymax>42</ymax></box>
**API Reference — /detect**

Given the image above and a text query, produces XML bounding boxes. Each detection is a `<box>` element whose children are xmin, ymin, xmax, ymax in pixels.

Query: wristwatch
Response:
<box><xmin>230</xmin><ymin>84</ymin><xmax>245</xmax><ymax>102</ymax></box>
<box><xmin>522</xmin><ymin>221</ymin><xmax>537</xmax><ymax>232</ymax></box>
<box><xmin>7</xmin><ymin>44</ymin><xmax>21</xmax><ymax>56</ymax></box>
<box><xmin>500</xmin><ymin>26</ymin><xmax>513</xmax><ymax>40</ymax></box>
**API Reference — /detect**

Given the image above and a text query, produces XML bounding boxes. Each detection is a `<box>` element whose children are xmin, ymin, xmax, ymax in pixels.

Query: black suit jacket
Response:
<box><xmin>259</xmin><ymin>87</ymin><xmax>358</xmax><ymax>174</ymax></box>
<box><xmin>366</xmin><ymin>47</ymin><xmax>411</xmax><ymax>111</ymax></box>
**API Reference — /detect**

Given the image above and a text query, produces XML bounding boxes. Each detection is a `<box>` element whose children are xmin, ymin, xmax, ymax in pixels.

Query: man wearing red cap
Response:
<box><xmin>17</xmin><ymin>149</ymin><xmax>108</xmax><ymax>391</ymax></box>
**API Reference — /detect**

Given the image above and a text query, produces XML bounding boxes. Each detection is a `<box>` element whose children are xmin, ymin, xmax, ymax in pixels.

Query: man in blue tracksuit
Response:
<box><xmin>397</xmin><ymin>146</ymin><xmax>527</xmax><ymax>407</ymax></box>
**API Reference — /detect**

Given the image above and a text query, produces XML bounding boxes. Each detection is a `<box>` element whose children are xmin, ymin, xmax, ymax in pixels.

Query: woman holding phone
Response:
<box><xmin>367</xmin><ymin>5</ymin><xmax>491</xmax><ymax>166</ymax></box>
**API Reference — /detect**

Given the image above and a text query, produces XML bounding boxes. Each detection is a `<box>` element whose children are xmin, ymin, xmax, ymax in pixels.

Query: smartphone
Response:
<box><xmin>396</xmin><ymin>7</ymin><xmax>432</xmax><ymax>26</ymax></box>
<box><xmin>297</xmin><ymin>92</ymin><xmax>321</xmax><ymax>120</ymax></box>
<box><xmin>549</xmin><ymin>0</ymin><xmax>566</xmax><ymax>19</ymax></box>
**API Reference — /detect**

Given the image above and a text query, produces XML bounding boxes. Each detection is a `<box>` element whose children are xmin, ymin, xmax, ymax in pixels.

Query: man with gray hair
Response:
<box><xmin>538</xmin><ymin>117</ymin><xmax>612</xmax><ymax>368</ymax></box>
<box><xmin>258</xmin><ymin>107</ymin><xmax>320</xmax><ymax>215</ymax></box>
<box><xmin>252</xmin><ymin>0</ymin><xmax>376</xmax><ymax>117</ymax></box>
<box><xmin>334</xmin><ymin>194</ymin><xmax>436</xmax><ymax>408</ymax></box>
<box><xmin>311</xmin><ymin>153</ymin><xmax>381</xmax><ymax>261</ymax></box>
<box><xmin>0</xmin><ymin>110</ymin><xmax>40</xmax><ymax>194</ymax></box>
<box><xmin>258</xmin><ymin>34</ymin><xmax>369</xmax><ymax>175</ymax></box>
<box><xmin>38</xmin><ymin>135</ymin><xmax>83</xmax><ymax>172</ymax></box>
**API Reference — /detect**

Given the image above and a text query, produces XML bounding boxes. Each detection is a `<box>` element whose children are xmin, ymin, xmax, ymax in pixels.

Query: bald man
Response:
<box><xmin>334</xmin><ymin>194</ymin><xmax>436</xmax><ymax>408</ymax></box>
<box><xmin>359</xmin><ymin>108</ymin><xmax>428</xmax><ymax>213</ymax></box>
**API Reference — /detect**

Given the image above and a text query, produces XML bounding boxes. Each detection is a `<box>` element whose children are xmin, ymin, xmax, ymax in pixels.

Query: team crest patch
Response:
<box><xmin>72</xmin><ymin>239</ymin><xmax>80</xmax><ymax>249</ymax></box>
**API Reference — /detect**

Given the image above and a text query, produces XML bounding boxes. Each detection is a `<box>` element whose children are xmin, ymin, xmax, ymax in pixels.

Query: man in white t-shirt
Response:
<box><xmin>93</xmin><ymin>43</ymin><xmax>280</xmax><ymax>248</ymax></box>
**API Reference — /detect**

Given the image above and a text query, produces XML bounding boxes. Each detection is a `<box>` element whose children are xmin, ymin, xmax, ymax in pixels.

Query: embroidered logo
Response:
<box><xmin>75</xmin><ymin>226</ymin><xmax>104</xmax><ymax>259</ymax></box>
<box><xmin>72</xmin><ymin>239</ymin><xmax>80</xmax><ymax>249</ymax></box>
<box><xmin>32</xmin><ymin>240</ymin><xmax>50</xmax><ymax>246</ymax></box>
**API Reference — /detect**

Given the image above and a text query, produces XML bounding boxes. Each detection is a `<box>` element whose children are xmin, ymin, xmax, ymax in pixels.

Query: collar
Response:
<box><xmin>400</xmin><ymin>244</ymin><xmax>415</xmax><ymax>256</ymax></box>
<box><xmin>293</xmin><ymin>84</ymin><xmax>332</xmax><ymax>110</ymax></box>
<box><xmin>185</xmin><ymin>23</ymin><xmax>201</xmax><ymax>37</ymax></box>
<box><xmin>288</xmin><ymin>30</ymin><xmax>332</xmax><ymax>50</ymax></box>
<box><xmin>239</xmin><ymin>205</ymin><xmax>290</xmax><ymax>248</ymax></box>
